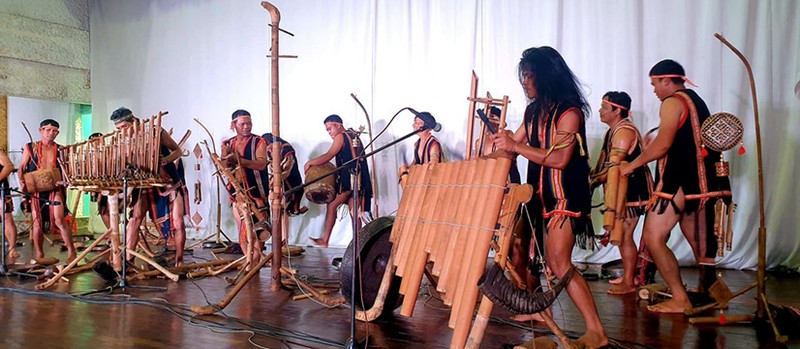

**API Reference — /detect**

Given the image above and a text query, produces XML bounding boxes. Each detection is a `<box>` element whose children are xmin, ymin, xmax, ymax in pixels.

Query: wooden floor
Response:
<box><xmin>1</xmin><ymin>234</ymin><xmax>798</xmax><ymax>349</ymax></box>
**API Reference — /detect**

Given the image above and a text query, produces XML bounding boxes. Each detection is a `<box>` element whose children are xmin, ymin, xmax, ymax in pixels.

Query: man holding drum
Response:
<box><xmin>305</xmin><ymin>114</ymin><xmax>373</xmax><ymax>248</ymax></box>
<box><xmin>18</xmin><ymin>119</ymin><xmax>77</xmax><ymax>262</ymax></box>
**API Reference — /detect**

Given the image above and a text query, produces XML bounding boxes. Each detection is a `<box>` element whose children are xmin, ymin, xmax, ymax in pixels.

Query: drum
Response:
<box><xmin>23</xmin><ymin>168</ymin><xmax>62</xmax><ymax>193</ymax></box>
<box><xmin>304</xmin><ymin>162</ymin><xmax>336</xmax><ymax>204</ymax></box>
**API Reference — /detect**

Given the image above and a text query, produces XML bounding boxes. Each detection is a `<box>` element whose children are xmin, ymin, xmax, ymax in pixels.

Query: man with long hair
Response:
<box><xmin>493</xmin><ymin>46</ymin><xmax>608</xmax><ymax>348</ymax></box>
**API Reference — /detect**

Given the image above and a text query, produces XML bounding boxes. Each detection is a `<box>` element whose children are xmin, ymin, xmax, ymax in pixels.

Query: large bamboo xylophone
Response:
<box><xmin>35</xmin><ymin>112</ymin><xmax>174</xmax><ymax>290</ymax></box>
<box><xmin>59</xmin><ymin>112</ymin><xmax>171</xmax><ymax>190</ymax></box>
<box><xmin>388</xmin><ymin>153</ymin><xmax>530</xmax><ymax>348</ymax></box>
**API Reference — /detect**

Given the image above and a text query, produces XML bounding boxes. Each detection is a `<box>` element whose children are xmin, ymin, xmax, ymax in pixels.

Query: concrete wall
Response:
<box><xmin>0</xmin><ymin>0</ymin><xmax>91</xmax><ymax>104</ymax></box>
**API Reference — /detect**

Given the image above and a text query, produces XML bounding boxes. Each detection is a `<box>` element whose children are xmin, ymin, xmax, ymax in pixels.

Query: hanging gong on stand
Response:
<box><xmin>701</xmin><ymin>111</ymin><xmax>745</xmax><ymax>177</ymax></box>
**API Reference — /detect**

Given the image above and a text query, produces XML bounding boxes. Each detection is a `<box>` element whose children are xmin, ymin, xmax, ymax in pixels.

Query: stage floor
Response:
<box><xmin>0</xmin><ymin>234</ymin><xmax>797</xmax><ymax>349</ymax></box>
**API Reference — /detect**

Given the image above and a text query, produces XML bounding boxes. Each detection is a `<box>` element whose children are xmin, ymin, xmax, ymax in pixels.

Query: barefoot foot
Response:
<box><xmin>608</xmin><ymin>284</ymin><xmax>637</xmax><ymax>295</ymax></box>
<box><xmin>646</xmin><ymin>299</ymin><xmax>691</xmax><ymax>313</ymax></box>
<box><xmin>575</xmin><ymin>331</ymin><xmax>608</xmax><ymax>349</ymax></box>
<box><xmin>608</xmin><ymin>276</ymin><xmax>622</xmax><ymax>285</ymax></box>
<box><xmin>309</xmin><ymin>237</ymin><xmax>328</xmax><ymax>248</ymax></box>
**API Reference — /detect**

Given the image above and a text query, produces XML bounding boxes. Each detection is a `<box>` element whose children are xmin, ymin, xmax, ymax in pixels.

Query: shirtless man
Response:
<box><xmin>19</xmin><ymin>119</ymin><xmax>77</xmax><ymax>262</ymax></box>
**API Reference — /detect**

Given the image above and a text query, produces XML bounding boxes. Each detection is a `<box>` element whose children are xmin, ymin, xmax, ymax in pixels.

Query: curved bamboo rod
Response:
<box><xmin>714</xmin><ymin>33</ymin><xmax>784</xmax><ymax>344</ymax></box>
<box><xmin>350</xmin><ymin>93</ymin><xmax>379</xmax><ymax>215</ymax></box>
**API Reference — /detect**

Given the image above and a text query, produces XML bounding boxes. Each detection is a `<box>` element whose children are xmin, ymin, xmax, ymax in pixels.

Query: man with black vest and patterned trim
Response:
<box><xmin>305</xmin><ymin>114</ymin><xmax>373</xmax><ymax>248</ymax></box>
<box><xmin>397</xmin><ymin>111</ymin><xmax>446</xmax><ymax>184</ymax></box>
<box><xmin>621</xmin><ymin>59</ymin><xmax>732</xmax><ymax>313</ymax></box>
<box><xmin>222</xmin><ymin>109</ymin><xmax>270</xmax><ymax>265</ymax></box>
<box><xmin>18</xmin><ymin>119</ymin><xmax>77</xmax><ymax>263</ymax></box>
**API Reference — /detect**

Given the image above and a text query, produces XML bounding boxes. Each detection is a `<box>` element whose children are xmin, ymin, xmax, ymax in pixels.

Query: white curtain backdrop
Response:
<box><xmin>90</xmin><ymin>0</ymin><xmax>800</xmax><ymax>270</ymax></box>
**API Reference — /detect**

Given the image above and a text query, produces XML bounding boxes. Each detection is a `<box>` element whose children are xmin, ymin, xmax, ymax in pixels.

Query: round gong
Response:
<box><xmin>340</xmin><ymin>216</ymin><xmax>402</xmax><ymax>317</ymax></box>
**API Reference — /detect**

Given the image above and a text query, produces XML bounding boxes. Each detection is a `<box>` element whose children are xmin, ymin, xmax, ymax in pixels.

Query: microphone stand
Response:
<box><xmin>284</xmin><ymin>125</ymin><xmax>431</xmax><ymax>349</ymax></box>
<box><xmin>79</xmin><ymin>169</ymin><xmax>165</xmax><ymax>295</ymax></box>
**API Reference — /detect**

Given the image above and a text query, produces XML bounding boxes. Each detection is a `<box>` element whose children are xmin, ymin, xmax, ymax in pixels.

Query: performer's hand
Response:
<box><xmin>491</xmin><ymin>130</ymin><xmax>518</xmax><ymax>153</ymax></box>
<box><xmin>589</xmin><ymin>177</ymin><xmax>600</xmax><ymax>190</ymax></box>
<box><xmin>225</xmin><ymin>153</ymin><xmax>238</xmax><ymax>168</ymax></box>
<box><xmin>619</xmin><ymin>162</ymin><xmax>633</xmax><ymax>177</ymax></box>
<box><xmin>303</xmin><ymin>162</ymin><xmax>311</xmax><ymax>173</ymax></box>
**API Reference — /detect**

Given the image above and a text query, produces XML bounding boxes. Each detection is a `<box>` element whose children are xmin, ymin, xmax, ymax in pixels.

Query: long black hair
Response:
<box><xmin>518</xmin><ymin>46</ymin><xmax>589</xmax><ymax>123</ymax></box>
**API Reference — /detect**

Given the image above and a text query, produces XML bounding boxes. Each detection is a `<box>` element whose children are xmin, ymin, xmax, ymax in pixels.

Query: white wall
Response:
<box><xmin>89</xmin><ymin>0</ymin><xmax>800</xmax><ymax>270</ymax></box>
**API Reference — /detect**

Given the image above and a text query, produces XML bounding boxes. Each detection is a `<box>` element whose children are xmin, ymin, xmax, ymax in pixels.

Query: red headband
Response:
<box><xmin>602</xmin><ymin>99</ymin><xmax>633</xmax><ymax>118</ymax></box>
<box><xmin>230</xmin><ymin>115</ymin><xmax>251</xmax><ymax>130</ymax></box>
<box><xmin>651</xmin><ymin>74</ymin><xmax>698</xmax><ymax>87</ymax></box>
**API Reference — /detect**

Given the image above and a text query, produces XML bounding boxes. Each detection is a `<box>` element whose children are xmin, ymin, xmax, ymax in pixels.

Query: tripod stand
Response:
<box><xmin>74</xmin><ymin>175</ymin><xmax>168</xmax><ymax>295</ymax></box>
<box><xmin>201</xmin><ymin>176</ymin><xmax>232</xmax><ymax>249</ymax></box>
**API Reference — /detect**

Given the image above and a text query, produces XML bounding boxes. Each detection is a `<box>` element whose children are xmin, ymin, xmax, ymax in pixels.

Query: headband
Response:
<box><xmin>650</xmin><ymin>74</ymin><xmax>698</xmax><ymax>87</ymax></box>
<box><xmin>602</xmin><ymin>99</ymin><xmax>633</xmax><ymax>118</ymax></box>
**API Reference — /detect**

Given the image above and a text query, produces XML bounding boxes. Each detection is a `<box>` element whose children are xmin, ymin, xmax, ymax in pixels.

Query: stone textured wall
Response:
<box><xmin>0</xmin><ymin>0</ymin><xmax>90</xmax><ymax>104</ymax></box>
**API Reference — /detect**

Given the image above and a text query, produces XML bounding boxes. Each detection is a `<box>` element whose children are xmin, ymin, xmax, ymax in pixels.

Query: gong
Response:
<box><xmin>340</xmin><ymin>216</ymin><xmax>403</xmax><ymax>317</ymax></box>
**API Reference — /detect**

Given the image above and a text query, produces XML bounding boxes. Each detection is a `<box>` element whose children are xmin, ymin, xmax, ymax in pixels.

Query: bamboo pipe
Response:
<box><xmin>444</xmin><ymin>159</ymin><xmax>485</xmax><ymax>308</ymax></box>
<box><xmin>129</xmin><ymin>258</ymin><xmax>234</xmax><ymax>280</ymax></box>
<box><xmin>125</xmin><ymin>249</ymin><xmax>180</xmax><ymax>282</ymax></box>
<box><xmin>432</xmin><ymin>161</ymin><xmax>467</xmax><ymax>276</ymax></box>
<box><xmin>452</xmin><ymin>157</ymin><xmax>510</xmax><ymax>347</ymax></box>
<box><xmin>395</xmin><ymin>164</ymin><xmax>429</xmax><ymax>278</ymax></box>
<box><xmin>428</xmin><ymin>161</ymin><xmax>459</xmax><ymax>267</ymax></box>
<box><xmin>35</xmin><ymin>229</ymin><xmax>114</xmax><ymax>290</ymax></box>
<box><xmin>435</xmin><ymin>161</ymin><xmax>471</xmax><ymax>300</ymax></box>
<box><xmin>400</xmin><ymin>162</ymin><xmax>447</xmax><ymax>315</ymax></box>
<box><xmin>191</xmin><ymin>252</ymin><xmax>272</xmax><ymax>315</ymax></box>
<box><xmin>261</xmin><ymin>0</ymin><xmax>285</xmax><ymax>293</ymax></box>
<box><xmin>466</xmin><ymin>184</ymin><xmax>533</xmax><ymax>348</ymax></box>
<box><xmin>450</xmin><ymin>158</ymin><xmax>498</xmax><ymax>329</ymax></box>
<box><xmin>603</xmin><ymin>164</ymin><xmax>620</xmax><ymax>230</ymax></box>
<box><xmin>610</xmin><ymin>162</ymin><xmax>629</xmax><ymax>246</ymax></box>
<box><xmin>398</xmin><ymin>163</ymin><xmax>434</xmax><ymax>295</ymax></box>
<box><xmin>355</xmin><ymin>253</ymin><xmax>397</xmax><ymax>322</ymax></box>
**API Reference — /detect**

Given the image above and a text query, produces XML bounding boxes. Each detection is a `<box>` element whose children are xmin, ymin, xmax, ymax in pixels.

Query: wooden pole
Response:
<box><xmin>262</xmin><ymin>0</ymin><xmax>284</xmax><ymax>293</ymax></box>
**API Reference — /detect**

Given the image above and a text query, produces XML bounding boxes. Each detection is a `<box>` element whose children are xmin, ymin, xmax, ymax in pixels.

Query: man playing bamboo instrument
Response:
<box><xmin>305</xmin><ymin>114</ymin><xmax>373</xmax><ymax>248</ymax></box>
<box><xmin>620</xmin><ymin>60</ymin><xmax>732</xmax><ymax>313</ymax></box>
<box><xmin>492</xmin><ymin>46</ymin><xmax>607</xmax><ymax>348</ymax></box>
<box><xmin>262</xmin><ymin>132</ymin><xmax>307</xmax><ymax>216</ymax></box>
<box><xmin>111</xmin><ymin>107</ymin><xmax>189</xmax><ymax>267</ymax></box>
<box><xmin>0</xmin><ymin>148</ymin><xmax>19</xmax><ymax>261</ymax></box>
<box><xmin>591</xmin><ymin>91</ymin><xmax>654</xmax><ymax>295</ymax></box>
<box><xmin>222</xmin><ymin>109</ymin><xmax>269</xmax><ymax>265</ymax></box>
<box><xmin>18</xmin><ymin>119</ymin><xmax>77</xmax><ymax>263</ymax></box>
<box><xmin>398</xmin><ymin>111</ymin><xmax>445</xmax><ymax>183</ymax></box>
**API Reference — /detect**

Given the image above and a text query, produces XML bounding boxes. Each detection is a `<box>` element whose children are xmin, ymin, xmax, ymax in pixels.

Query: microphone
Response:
<box><xmin>408</xmin><ymin>108</ymin><xmax>442</xmax><ymax>132</ymax></box>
